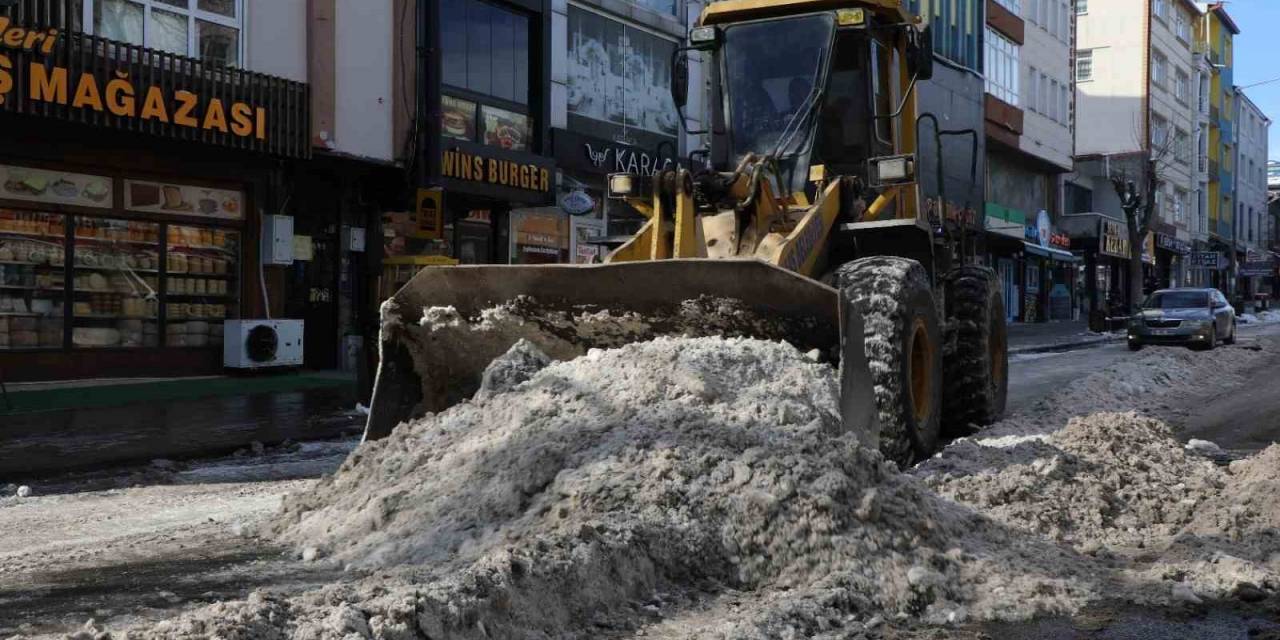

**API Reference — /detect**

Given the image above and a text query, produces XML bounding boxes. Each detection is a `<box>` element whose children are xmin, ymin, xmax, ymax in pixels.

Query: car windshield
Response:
<box><xmin>1143</xmin><ymin>291</ymin><xmax>1209</xmax><ymax>309</ymax></box>
<box><xmin>722</xmin><ymin>14</ymin><xmax>834</xmax><ymax>161</ymax></box>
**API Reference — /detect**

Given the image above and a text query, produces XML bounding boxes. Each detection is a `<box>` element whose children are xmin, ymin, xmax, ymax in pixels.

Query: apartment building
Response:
<box><xmin>981</xmin><ymin>0</ymin><xmax>1078</xmax><ymax>322</ymax></box>
<box><xmin>1063</xmin><ymin>0</ymin><xmax>1199</xmax><ymax>314</ymax></box>
<box><xmin>1233</xmin><ymin>88</ymin><xmax>1271</xmax><ymax>296</ymax></box>
<box><xmin>1195</xmin><ymin>1</ymin><xmax>1238</xmax><ymax>291</ymax></box>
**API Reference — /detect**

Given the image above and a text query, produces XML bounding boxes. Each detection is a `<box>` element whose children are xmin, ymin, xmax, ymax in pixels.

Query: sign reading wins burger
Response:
<box><xmin>0</xmin><ymin>18</ymin><xmax>309</xmax><ymax>158</ymax></box>
<box><xmin>440</xmin><ymin>139</ymin><xmax>555</xmax><ymax>205</ymax></box>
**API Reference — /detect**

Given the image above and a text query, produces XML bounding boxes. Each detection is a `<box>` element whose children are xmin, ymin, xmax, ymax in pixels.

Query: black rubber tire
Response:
<box><xmin>1203</xmin><ymin>325</ymin><xmax>1217</xmax><ymax>351</ymax></box>
<box><xmin>836</xmin><ymin>256</ymin><xmax>943</xmax><ymax>466</ymax></box>
<box><xmin>1224</xmin><ymin>321</ymin><xmax>1237</xmax><ymax>345</ymax></box>
<box><xmin>1128</xmin><ymin>341</ymin><xmax>1143</xmax><ymax>352</ymax></box>
<box><xmin>940</xmin><ymin>266</ymin><xmax>1008</xmax><ymax>436</ymax></box>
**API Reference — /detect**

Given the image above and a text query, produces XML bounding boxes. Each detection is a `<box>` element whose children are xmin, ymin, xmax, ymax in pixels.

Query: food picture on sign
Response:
<box><xmin>442</xmin><ymin>96</ymin><xmax>477</xmax><ymax>141</ymax></box>
<box><xmin>482</xmin><ymin>106</ymin><xmax>531</xmax><ymax>152</ymax></box>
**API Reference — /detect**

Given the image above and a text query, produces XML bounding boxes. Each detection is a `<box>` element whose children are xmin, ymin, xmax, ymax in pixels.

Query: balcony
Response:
<box><xmin>1209</xmin><ymin>159</ymin><xmax>1220</xmax><ymax>182</ymax></box>
<box><xmin>1210</xmin><ymin>104</ymin><xmax>1220</xmax><ymax>124</ymax></box>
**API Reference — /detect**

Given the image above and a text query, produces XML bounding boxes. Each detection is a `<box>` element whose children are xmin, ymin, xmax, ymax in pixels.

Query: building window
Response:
<box><xmin>1075</xmin><ymin>0</ymin><xmax>1087</xmax><ymax>14</ymax></box>
<box><xmin>1174</xmin><ymin>128</ymin><xmax>1189</xmax><ymax>165</ymax></box>
<box><xmin>1076</xmin><ymin>49</ymin><xmax>1093</xmax><ymax>82</ymax></box>
<box><xmin>1027</xmin><ymin>66</ymin><xmax>1039</xmax><ymax>112</ymax></box>
<box><xmin>1152</xmin><ymin>51</ymin><xmax>1167</xmax><ymax>88</ymax></box>
<box><xmin>566</xmin><ymin>5</ymin><xmax>678</xmax><ymax>138</ymax></box>
<box><xmin>1152</xmin><ymin>0</ymin><xmax>1169</xmax><ymax>22</ymax></box>
<box><xmin>1151</xmin><ymin>114</ymin><xmax>1169</xmax><ymax>149</ymax></box>
<box><xmin>1040</xmin><ymin>71</ymin><xmax>1050</xmax><ymax>116</ymax></box>
<box><xmin>994</xmin><ymin>0</ymin><xmax>1021</xmax><ymax>15</ymax></box>
<box><xmin>1049</xmin><ymin>79</ymin><xmax>1060</xmax><ymax>122</ymax></box>
<box><xmin>1175</xmin><ymin>11</ymin><xmax>1191</xmax><ymax>41</ymax></box>
<box><xmin>443</xmin><ymin>0</ymin><xmax>532</xmax><ymax>106</ymax></box>
<box><xmin>1059</xmin><ymin>82</ymin><xmax>1069</xmax><ymax>125</ymax></box>
<box><xmin>1174</xmin><ymin>189</ymin><xmax>1187</xmax><ymax>226</ymax></box>
<box><xmin>442</xmin><ymin>0</ymin><xmax>535</xmax><ymax>151</ymax></box>
<box><xmin>88</xmin><ymin>0</ymin><xmax>241</xmax><ymax>66</ymax></box>
<box><xmin>1174</xmin><ymin>70</ymin><xmax>1189</xmax><ymax>103</ymax></box>
<box><xmin>984</xmin><ymin>27</ymin><xmax>1020</xmax><ymax>106</ymax></box>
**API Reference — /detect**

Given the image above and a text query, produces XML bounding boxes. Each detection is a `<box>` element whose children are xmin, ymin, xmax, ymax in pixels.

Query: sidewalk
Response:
<box><xmin>1007</xmin><ymin>319</ymin><xmax>1123</xmax><ymax>355</ymax></box>
<box><xmin>0</xmin><ymin>371</ymin><xmax>362</xmax><ymax>477</ymax></box>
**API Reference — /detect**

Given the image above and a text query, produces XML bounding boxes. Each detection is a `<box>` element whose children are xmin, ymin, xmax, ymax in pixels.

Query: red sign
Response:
<box><xmin>1049</xmin><ymin>232</ymin><xmax>1071</xmax><ymax>249</ymax></box>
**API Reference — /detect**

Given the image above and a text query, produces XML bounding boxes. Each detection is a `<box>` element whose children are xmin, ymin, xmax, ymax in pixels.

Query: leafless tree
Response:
<box><xmin>1110</xmin><ymin>131</ymin><xmax>1176</xmax><ymax>313</ymax></box>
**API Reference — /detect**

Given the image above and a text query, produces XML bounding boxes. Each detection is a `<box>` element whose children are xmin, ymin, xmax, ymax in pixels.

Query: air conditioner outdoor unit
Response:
<box><xmin>224</xmin><ymin>319</ymin><xmax>304</xmax><ymax>369</ymax></box>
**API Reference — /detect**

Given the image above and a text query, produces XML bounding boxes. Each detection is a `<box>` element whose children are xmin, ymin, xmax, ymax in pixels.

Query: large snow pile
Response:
<box><xmin>111</xmin><ymin>334</ymin><xmax>1280</xmax><ymax>639</ymax></box>
<box><xmin>123</xmin><ymin>337</ymin><xmax>1095</xmax><ymax>639</ymax></box>
<box><xmin>921</xmin><ymin>413</ymin><xmax>1223</xmax><ymax>548</ymax></box>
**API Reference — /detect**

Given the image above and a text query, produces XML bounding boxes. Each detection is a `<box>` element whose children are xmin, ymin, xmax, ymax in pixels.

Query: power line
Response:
<box><xmin>1240</xmin><ymin>76</ymin><xmax>1280</xmax><ymax>90</ymax></box>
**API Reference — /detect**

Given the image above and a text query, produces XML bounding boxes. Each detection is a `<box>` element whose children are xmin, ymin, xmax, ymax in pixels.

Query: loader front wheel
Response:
<box><xmin>836</xmin><ymin>256</ymin><xmax>943</xmax><ymax>466</ymax></box>
<box><xmin>941</xmin><ymin>266</ymin><xmax>1008</xmax><ymax>436</ymax></box>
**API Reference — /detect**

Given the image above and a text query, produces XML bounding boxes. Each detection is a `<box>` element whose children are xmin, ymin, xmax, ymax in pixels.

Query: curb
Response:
<box><xmin>1009</xmin><ymin>333</ymin><xmax>1125</xmax><ymax>356</ymax></box>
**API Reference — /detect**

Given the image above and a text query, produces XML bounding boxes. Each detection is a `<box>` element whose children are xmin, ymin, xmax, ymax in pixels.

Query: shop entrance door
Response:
<box><xmin>997</xmin><ymin>258</ymin><xmax>1017</xmax><ymax>323</ymax></box>
<box><xmin>285</xmin><ymin>230</ymin><xmax>340</xmax><ymax>370</ymax></box>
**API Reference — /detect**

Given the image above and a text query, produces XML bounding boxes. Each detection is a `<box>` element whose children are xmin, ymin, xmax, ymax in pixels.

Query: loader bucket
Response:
<box><xmin>364</xmin><ymin>259</ymin><xmax>878</xmax><ymax>445</ymax></box>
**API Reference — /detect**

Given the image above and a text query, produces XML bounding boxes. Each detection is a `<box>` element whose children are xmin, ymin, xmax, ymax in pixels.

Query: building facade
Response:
<box><xmin>982</xmin><ymin>0</ymin><xmax>1078</xmax><ymax>323</ymax></box>
<box><xmin>1233</xmin><ymin>88</ymin><xmax>1271</xmax><ymax>298</ymax></box>
<box><xmin>0</xmin><ymin>0</ymin><xmax>315</xmax><ymax>380</ymax></box>
<box><xmin>1067</xmin><ymin>0</ymin><xmax>1201</xmax><ymax>318</ymax></box>
<box><xmin>1196</xmin><ymin>1</ymin><xmax>1238</xmax><ymax>292</ymax></box>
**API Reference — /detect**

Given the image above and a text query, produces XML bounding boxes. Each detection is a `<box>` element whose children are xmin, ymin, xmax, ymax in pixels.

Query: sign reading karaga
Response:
<box><xmin>0</xmin><ymin>18</ymin><xmax>269</xmax><ymax>140</ymax></box>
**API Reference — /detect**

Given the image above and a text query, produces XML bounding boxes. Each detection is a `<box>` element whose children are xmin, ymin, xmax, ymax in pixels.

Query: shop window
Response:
<box><xmin>164</xmin><ymin>224</ymin><xmax>239</xmax><ymax>348</ymax></box>
<box><xmin>71</xmin><ymin>217</ymin><xmax>161</xmax><ymax>348</ymax></box>
<box><xmin>0</xmin><ymin>212</ymin><xmax>66</xmax><ymax>350</ymax></box>
<box><xmin>88</xmin><ymin>0</ymin><xmax>242</xmax><ymax>67</ymax></box>
<box><xmin>566</xmin><ymin>5</ymin><xmax>679</xmax><ymax>138</ymax></box>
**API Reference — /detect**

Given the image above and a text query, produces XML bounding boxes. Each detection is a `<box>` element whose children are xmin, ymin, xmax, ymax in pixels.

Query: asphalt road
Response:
<box><xmin>1009</xmin><ymin>322</ymin><xmax>1280</xmax><ymax>449</ymax></box>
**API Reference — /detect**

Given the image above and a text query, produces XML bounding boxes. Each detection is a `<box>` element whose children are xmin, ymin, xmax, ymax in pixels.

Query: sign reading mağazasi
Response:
<box><xmin>0</xmin><ymin>18</ymin><xmax>307</xmax><ymax>156</ymax></box>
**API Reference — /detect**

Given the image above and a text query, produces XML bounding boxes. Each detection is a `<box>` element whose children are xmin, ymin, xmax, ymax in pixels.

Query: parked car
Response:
<box><xmin>1127</xmin><ymin>288</ymin><xmax>1236</xmax><ymax>351</ymax></box>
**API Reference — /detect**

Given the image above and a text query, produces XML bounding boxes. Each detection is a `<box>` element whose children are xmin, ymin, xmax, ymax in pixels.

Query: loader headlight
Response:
<box><xmin>689</xmin><ymin>26</ymin><xmax>718</xmax><ymax>47</ymax></box>
<box><xmin>868</xmin><ymin>154</ymin><xmax>916</xmax><ymax>186</ymax></box>
<box><xmin>609</xmin><ymin>173</ymin><xmax>635</xmax><ymax>197</ymax></box>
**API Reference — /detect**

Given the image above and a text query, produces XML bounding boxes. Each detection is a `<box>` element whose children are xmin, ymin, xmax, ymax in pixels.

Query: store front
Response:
<box><xmin>1021</xmin><ymin>211</ymin><xmax>1078</xmax><ymax>322</ymax></box>
<box><xmin>552</xmin><ymin>128</ymin><xmax>678</xmax><ymax>244</ymax></box>
<box><xmin>437</xmin><ymin>141</ymin><xmax>556</xmax><ymax>264</ymax></box>
<box><xmin>1154</xmin><ymin>231</ymin><xmax>1191</xmax><ymax>290</ymax></box>
<box><xmin>0</xmin><ymin>17</ymin><xmax>308</xmax><ymax>381</ymax></box>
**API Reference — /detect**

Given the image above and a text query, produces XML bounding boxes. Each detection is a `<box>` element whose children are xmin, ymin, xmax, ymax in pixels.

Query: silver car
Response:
<box><xmin>1127</xmin><ymin>288</ymin><xmax>1237</xmax><ymax>351</ymax></box>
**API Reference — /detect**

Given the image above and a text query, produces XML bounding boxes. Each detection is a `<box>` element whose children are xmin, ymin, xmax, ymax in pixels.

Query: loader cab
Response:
<box><xmin>680</xmin><ymin>7</ymin><xmax>925</xmax><ymax>204</ymax></box>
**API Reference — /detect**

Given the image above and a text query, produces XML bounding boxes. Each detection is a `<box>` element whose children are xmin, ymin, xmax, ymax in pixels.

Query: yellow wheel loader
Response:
<box><xmin>365</xmin><ymin>0</ymin><xmax>1008</xmax><ymax>466</ymax></box>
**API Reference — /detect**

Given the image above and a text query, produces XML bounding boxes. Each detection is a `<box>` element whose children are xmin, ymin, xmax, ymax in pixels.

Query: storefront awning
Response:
<box><xmin>1023</xmin><ymin>242</ymin><xmax>1080</xmax><ymax>262</ymax></box>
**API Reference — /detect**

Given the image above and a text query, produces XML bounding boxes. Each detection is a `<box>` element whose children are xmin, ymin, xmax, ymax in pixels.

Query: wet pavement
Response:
<box><xmin>0</xmin><ymin>386</ymin><xmax>362</xmax><ymax>478</ymax></box>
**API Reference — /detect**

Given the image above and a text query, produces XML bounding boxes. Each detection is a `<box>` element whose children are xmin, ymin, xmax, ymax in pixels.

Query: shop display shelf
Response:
<box><xmin>0</xmin><ymin>311</ymin><xmax>41</xmax><ymax>317</ymax></box>
<box><xmin>165</xmin><ymin>271</ymin><xmax>233</xmax><ymax>277</ymax></box>
<box><xmin>73</xmin><ymin>265</ymin><xmax>159</xmax><ymax>273</ymax></box>
<box><xmin>0</xmin><ymin>230</ymin><xmax>63</xmax><ymax>240</ymax></box>
<box><xmin>0</xmin><ymin>260</ymin><xmax>63</xmax><ymax>267</ymax></box>
<box><xmin>74</xmin><ymin>314</ymin><xmax>157</xmax><ymax>320</ymax></box>
<box><xmin>169</xmin><ymin>244</ymin><xmax>236</xmax><ymax>253</ymax></box>
<box><xmin>165</xmin><ymin>293</ymin><xmax>235</xmax><ymax>299</ymax></box>
<box><xmin>0</xmin><ymin>284</ymin><xmax>53</xmax><ymax>290</ymax></box>
<box><xmin>73</xmin><ymin>236</ymin><xmax>159</xmax><ymax>247</ymax></box>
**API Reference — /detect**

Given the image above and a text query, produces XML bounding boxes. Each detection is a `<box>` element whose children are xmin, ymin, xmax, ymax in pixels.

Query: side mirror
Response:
<box><xmin>908</xmin><ymin>25</ymin><xmax>934</xmax><ymax>81</ymax></box>
<box><xmin>671</xmin><ymin>50</ymin><xmax>689</xmax><ymax>110</ymax></box>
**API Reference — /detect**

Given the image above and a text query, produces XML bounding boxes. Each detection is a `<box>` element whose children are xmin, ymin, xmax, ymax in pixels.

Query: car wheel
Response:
<box><xmin>1224</xmin><ymin>321</ymin><xmax>1237</xmax><ymax>345</ymax></box>
<box><xmin>1128</xmin><ymin>340</ymin><xmax>1143</xmax><ymax>352</ymax></box>
<box><xmin>1204</xmin><ymin>325</ymin><xmax>1217</xmax><ymax>351</ymax></box>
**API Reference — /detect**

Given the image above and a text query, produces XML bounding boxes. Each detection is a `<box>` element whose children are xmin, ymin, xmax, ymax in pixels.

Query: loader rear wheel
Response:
<box><xmin>941</xmin><ymin>266</ymin><xmax>1008</xmax><ymax>436</ymax></box>
<box><xmin>836</xmin><ymin>256</ymin><xmax>943</xmax><ymax>466</ymax></box>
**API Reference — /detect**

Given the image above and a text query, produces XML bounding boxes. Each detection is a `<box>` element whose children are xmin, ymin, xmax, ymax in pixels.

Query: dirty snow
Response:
<box><xmin>7</xmin><ymin>325</ymin><xmax>1279</xmax><ymax>638</ymax></box>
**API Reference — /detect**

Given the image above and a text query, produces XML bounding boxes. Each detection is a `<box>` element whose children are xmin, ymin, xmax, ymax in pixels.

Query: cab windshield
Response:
<box><xmin>722</xmin><ymin>14</ymin><xmax>834</xmax><ymax>163</ymax></box>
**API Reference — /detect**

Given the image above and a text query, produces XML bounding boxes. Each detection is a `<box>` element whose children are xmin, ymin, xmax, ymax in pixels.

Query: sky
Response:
<box><xmin>1224</xmin><ymin>0</ymin><xmax>1280</xmax><ymax>161</ymax></box>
